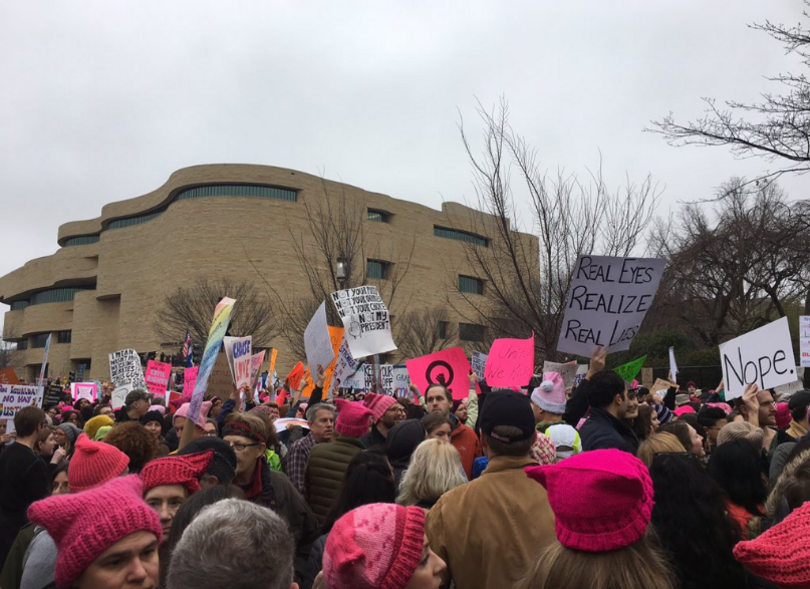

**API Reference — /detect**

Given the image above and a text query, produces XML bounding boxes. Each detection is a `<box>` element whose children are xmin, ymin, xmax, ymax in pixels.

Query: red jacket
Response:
<box><xmin>451</xmin><ymin>422</ymin><xmax>483</xmax><ymax>479</ymax></box>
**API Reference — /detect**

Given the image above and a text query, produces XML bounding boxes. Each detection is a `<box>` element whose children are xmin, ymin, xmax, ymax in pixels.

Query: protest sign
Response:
<box><xmin>341</xmin><ymin>368</ymin><xmax>366</xmax><ymax>390</ymax></box>
<box><xmin>668</xmin><ymin>347</ymin><xmax>679</xmax><ymax>381</ymax></box>
<box><xmin>71</xmin><ymin>382</ymin><xmax>98</xmax><ymax>402</ymax></box>
<box><xmin>305</xmin><ymin>301</ymin><xmax>336</xmax><ymax>374</ymax></box>
<box><xmin>183</xmin><ymin>366</ymin><xmax>199</xmax><ymax>395</ymax></box>
<box><xmin>557</xmin><ymin>256</ymin><xmax>666</xmax><ymax>356</ymax></box>
<box><xmin>223</xmin><ymin>336</ymin><xmax>252</xmax><ymax>389</ymax></box>
<box><xmin>485</xmin><ymin>334</ymin><xmax>535</xmax><ymax>389</ymax></box>
<box><xmin>38</xmin><ymin>334</ymin><xmax>52</xmax><ymax>386</ymax></box>
<box><xmin>331</xmin><ymin>337</ymin><xmax>359</xmax><ymax>394</ymax></box>
<box><xmin>613</xmin><ymin>355</ymin><xmax>647</xmax><ymax>384</ymax></box>
<box><xmin>330</xmin><ymin>285</ymin><xmax>397</xmax><ymax>359</ymax></box>
<box><xmin>407</xmin><ymin>347</ymin><xmax>473</xmax><ymax>401</ymax></box>
<box><xmin>650</xmin><ymin>378</ymin><xmax>673</xmax><ymax>396</ymax></box>
<box><xmin>190</xmin><ymin>297</ymin><xmax>236</xmax><ymax>424</ymax></box>
<box><xmin>0</xmin><ymin>384</ymin><xmax>42</xmax><ymax>420</ymax></box>
<box><xmin>471</xmin><ymin>352</ymin><xmax>488</xmax><ymax>380</ymax></box>
<box><xmin>269</xmin><ymin>349</ymin><xmax>278</xmax><ymax>379</ymax></box>
<box><xmin>0</xmin><ymin>367</ymin><xmax>20</xmax><ymax>385</ymax></box>
<box><xmin>204</xmin><ymin>354</ymin><xmax>234</xmax><ymax>398</ymax></box>
<box><xmin>320</xmin><ymin>327</ymin><xmax>345</xmax><ymax>395</ymax></box>
<box><xmin>542</xmin><ymin>360</ymin><xmax>578</xmax><ymax>391</ymax></box>
<box><xmin>109</xmin><ymin>349</ymin><xmax>148</xmax><ymax>409</ymax></box>
<box><xmin>286</xmin><ymin>362</ymin><xmax>305</xmax><ymax>391</ymax></box>
<box><xmin>44</xmin><ymin>383</ymin><xmax>63</xmax><ymax>407</ymax></box>
<box><xmin>249</xmin><ymin>351</ymin><xmax>266</xmax><ymax>389</ymax></box>
<box><xmin>775</xmin><ymin>378</ymin><xmax>804</xmax><ymax>398</ymax></box>
<box><xmin>145</xmin><ymin>360</ymin><xmax>172</xmax><ymax>396</ymax></box>
<box><xmin>393</xmin><ymin>365</ymin><xmax>410</xmax><ymax>397</ymax></box>
<box><xmin>719</xmin><ymin>317</ymin><xmax>798</xmax><ymax>400</ymax></box>
<box><xmin>800</xmin><ymin>316</ymin><xmax>810</xmax><ymax>368</ymax></box>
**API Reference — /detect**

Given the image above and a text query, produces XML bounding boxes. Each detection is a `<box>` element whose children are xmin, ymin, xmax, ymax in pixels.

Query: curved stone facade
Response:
<box><xmin>0</xmin><ymin>164</ymin><xmax>538</xmax><ymax>382</ymax></box>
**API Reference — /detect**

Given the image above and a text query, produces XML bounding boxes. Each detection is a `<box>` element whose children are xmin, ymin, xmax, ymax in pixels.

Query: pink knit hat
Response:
<box><xmin>530</xmin><ymin>372</ymin><xmax>566</xmax><ymax>415</ymax></box>
<box><xmin>775</xmin><ymin>402</ymin><xmax>792</xmax><ymax>430</ymax></box>
<box><xmin>68</xmin><ymin>433</ymin><xmax>130</xmax><ymax>493</ymax></box>
<box><xmin>140</xmin><ymin>450</ymin><xmax>214</xmax><ymax>495</ymax></box>
<box><xmin>28</xmin><ymin>475</ymin><xmax>162</xmax><ymax>589</ymax></box>
<box><xmin>673</xmin><ymin>405</ymin><xmax>695</xmax><ymax>417</ymax></box>
<box><xmin>173</xmin><ymin>400</ymin><xmax>212</xmax><ymax>429</ymax></box>
<box><xmin>734</xmin><ymin>499</ymin><xmax>810</xmax><ymax>588</ymax></box>
<box><xmin>363</xmin><ymin>392</ymin><xmax>398</xmax><ymax>423</ymax></box>
<box><xmin>335</xmin><ymin>398</ymin><xmax>373</xmax><ymax>438</ymax></box>
<box><xmin>525</xmin><ymin>449</ymin><xmax>654</xmax><ymax>552</ymax></box>
<box><xmin>324</xmin><ymin>503</ymin><xmax>425</xmax><ymax>589</ymax></box>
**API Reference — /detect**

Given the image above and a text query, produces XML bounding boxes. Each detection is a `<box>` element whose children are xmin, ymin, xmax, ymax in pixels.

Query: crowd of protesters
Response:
<box><xmin>1</xmin><ymin>346</ymin><xmax>809</xmax><ymax>589</ymax></box>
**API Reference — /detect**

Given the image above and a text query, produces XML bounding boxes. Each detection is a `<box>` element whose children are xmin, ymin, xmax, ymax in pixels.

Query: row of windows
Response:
<box><xmin>30</xmin><ymin>288</ymin><xmax>91</xmax><ymax>306</ymax></box>
<box><xmin>63</xmin><ymin>235</ymin><xmax>100</xmax><ymax>247</ymax></box>
<box><xmin>10</xmin><ymin>301</ymin><xmax>29</xmax><ymax>311</ymax></box>
<box><xmin>107</xmin><ymin>210</ymin><xmax>164</xmax><ymax>230</ymax></box>
<box><xmin>438</xmin><ymin>321</ymin><xmax>486</xmax><ymax>342</ymax></box>
<box><xmin>14</xmin><ymin>331</ymin><xmax>72</xmax><ymax>350</ymax></box>
<box><xmin>32</xmin><ymin>333</ymin><xmax>50</xmax><ymax>348</ymax></box>
<box><xmin>433</xmin><ymin>226</ymin><xmax>489</xmax><ymax>247</ymax></box>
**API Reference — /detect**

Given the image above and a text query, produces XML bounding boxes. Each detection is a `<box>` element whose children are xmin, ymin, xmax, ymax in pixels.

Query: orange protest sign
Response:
<box><xmin>302</xmin><ymin>326</ymin><xmax>345</xmax><ymax>399</ymax></box>
<box><xmin>286</xmin><ymin>362</ymin><xmax>305</xmax><ymax>391</ymax></box>
<box><xmin>0</xmin><ymin>367</ymin><xmax>21</xmax><ymax>385</ymax></box>
<box><xmin>269</xmin><ymin>349</ymin><xmax>278</xmax><ymax>379</ymax></box>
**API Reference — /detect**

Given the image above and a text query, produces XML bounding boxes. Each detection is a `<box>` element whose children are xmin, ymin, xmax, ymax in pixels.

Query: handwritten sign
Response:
<box><xmin>557</xmin><ymin>256</ymin><xmax>666</xmax><ymax>356</ymax></box>
<box><xmin>71</xmin><ymin>382</ymin><xmax>98</xmax><ymax>402</ymax></box>
<box><xmin>471</xmin><ymin>352</ymin><xmax>488</xmax><ymax>380</ymax></box>
<box><xmin>145</xmin><ymin>360</ymin><xmax>172</xmax><ymax>396</ymax></box>
<box><xmin>650</xmin><ymin>378</ymin><xmax>673</xmax><ymax>396</ymax></box>
<box><xmin>800</xmin><ymin>316</ymin><xmax>810</xmax><ymax>368</ymax></box>
<box><xmin>0</xmin><ymin>384</ymin><xmax>42</xmax><ymax>420</ymax></box>
<box><xmin>249</xmin><ymin>351</ymin><xmax>266</xmax><ymax>389</ymax></box>
<box><xmin>407</xmin><ymin>347</ymin><xmax>473</xmax><ymax>401</ymax></box>
<box><xmin>109</xmin><ymin>349</ymin><xmax>148</xmax><ymax>409</ymax></box>
<box><xmin>224</xmin><ymin>336</ymin><xmax>252</xmax><ymax>389</ymax></box>
<box><xmin>720</xmin><ymin>317</ymin><xmax>798</xmax><ymax>400</ymax></box>
<box><xmin>393</xmin><ymin>365</ymin><xmax>410</xmax><ymax>397</ymax></box>
<box><xmin>613</xmin><ymin>355</ymin><xmax>647</xmax><ymax>384</ymax></box>
<box><xmin>542</xmin><ymin>360</ymin><xmax>578</xmax><ymax>391</ymax></box>
<box><xmin>190</xmin><ymin>297</ymin><xmax>236</xmax><ymax>424</ymax></box>
<box><xmin>485</xmin><ymin>334</ymin><xmax>535</xmax><ymax>389</ymax></box>
<box><xmin>304</xmin><ymin>301</ymin><xmax>337</xmax><ymax>375</ymax></box>
<box><xmin>330</xmin><ymin>285</ymin><xmax>396</xmax><ymax>359</ymax></box>
<box><xmin>331</xmin><ymin>336</ymin><xmax>359</xmax><ymax>396</ymax></box>
<box><xmin>183</xmin><ymin>366</ymin><xmax>199</xmax><ymax>395</ymax></box>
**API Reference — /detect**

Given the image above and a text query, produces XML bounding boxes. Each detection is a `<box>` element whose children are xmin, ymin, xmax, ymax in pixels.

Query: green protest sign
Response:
<box><xmin>613</xmin><ymin>355</ymin><xmax>647</xmax><ymax>383</ymax></box>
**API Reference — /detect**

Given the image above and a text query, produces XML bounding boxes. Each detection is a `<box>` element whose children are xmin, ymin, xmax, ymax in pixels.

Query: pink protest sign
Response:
<box><xmin>484</xmin><ymin>333</ymin><xmax>535</xmax><ymax>388</ymax></box>
<box><xmin>183</xmin><ymin>366</ymin><xmax>199</xmax><ymax>395</ymax></box>
<box><xmin>406</xmin><ymin>346</ymin><xmax>473</xmax><ymax>401</ymax></box>
<box><xmin>145</xmin><ymin>360</ymin><xmax>172</xmax><ymax>396</ymax></box>
<box><xmin>71</xmin><ymin>382</ymin><xmax>98</xmax><ymax>402</ymax></box>
<box><xmin>249</xmin><ymin>350</ymin><xmax>266</xmax><ymax>388</ymax></box>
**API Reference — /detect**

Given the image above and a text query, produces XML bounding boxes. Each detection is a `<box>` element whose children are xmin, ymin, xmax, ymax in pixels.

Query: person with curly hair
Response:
<box><xmin>103</xmin><ymin>422</ymin><xmax>159</xmax><ymax>473</ymax></box>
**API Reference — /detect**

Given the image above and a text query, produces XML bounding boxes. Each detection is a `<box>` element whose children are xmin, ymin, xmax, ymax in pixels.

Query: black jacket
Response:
<box><xmin>580</xmin><ymin>407</ymin><xmax>640</xmax><ymax>454</ymax></box>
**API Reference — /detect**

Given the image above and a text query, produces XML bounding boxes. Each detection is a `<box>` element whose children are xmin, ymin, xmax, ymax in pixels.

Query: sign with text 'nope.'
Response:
<box><xmin>720</xmin><ymin>317</ymin><xmax>798</xmax><ymax>401</ymax></box>
<box><xmin>557</xmin><ymin>256</ymin><xmax>666</xmax><ymax>357</ymax></box>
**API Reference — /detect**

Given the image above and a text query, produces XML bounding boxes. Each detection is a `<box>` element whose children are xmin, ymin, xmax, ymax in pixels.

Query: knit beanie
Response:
<box><xmin>68</xmin><ymin>433</ymin><xmax>130</xmax><ymax>493</ymax></box>
<box><xmin>177</xmin><ymin>437</ymin><xmax>237</xmax><ymax>485</ymax></box>
<box><xmin>363</xmin><ymin>392</ymin><xmax>398</xmax><ymax>423</ymax></box>
<box><xmin>775</xmin><ymin>402</ymin><xmax>792</xmax><ymax>430</ymax></box>
<box><xmin>734</xmin><ymin>500</ymin><xmax>810</xmax><ymax>588</ymax></box>
<box><xmin>544</xmin><ymin>423</ymin><xmax>581</xmax><ymax>459</ymax></box>
<box><xmin>93</xmin><ymin>425</ymin><xmax>113</xmax><ymax>441</ymax></box>
<box><xmin>654</xmin><ymin>404</ymin><xmax>673</xmax><ymax>425</ymax></box>
<box><xmin>173</xmin><ymin>401</ymin><xmax>212</xmax><ymax>429</ymax></box>
<box><xmin>140</xmin><ymin>410</ymin><xmax>166</xmax><ymax>427</ymax></box>
<box><xmin>525</xmin><ymin>449</ymin><xmax>654</xmax><ymax>552</ymax></box>
<box><xmin>58</xmin><ymin>422</ymin><xmax>81</xmax><ymax>445</ymax></box>
<box><xmin>673</xmin><ymin>405</ymin><xmax>695</xmax><ymax>417</ymax></box>
<box><xmin>335</xmin><ymin>399</ymin><xmax>373</xmax><ymax>438</ymax></box>
<box><xmin>83</xmin><ymin>414</ymin><xmax>114</xmax><ymax>441</ymax></box>
<box><xmin>28</xmin><ymin>475</ymin><xmax>162</xmax><ymax>589</ymax></box>
<box><xmin>140</xmin><ymin>450</ymin><xmax>214</xmax><ymax>495</ymax></box>
<box><xmin>530</xmin><ymin>372</ymin><xmax>566</xmax><ymax>415</ymax></box>
<box><xmin>324</xmin><ymin>503</ymin><xmax>425</xmax><ymax>589</ymax></box>
<box><xmin>385</xmin><ymin>419</ymin><xmax>427</xmax><ymax>464</ymax></box>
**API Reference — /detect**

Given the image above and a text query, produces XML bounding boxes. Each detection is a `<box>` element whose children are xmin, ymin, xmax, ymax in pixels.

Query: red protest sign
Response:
<box><xmin>485</xmin><ymin>333</ymin><xmax>535</xmax><ymax>388</ymax></box>
<box><xmin>406</xmin><ymin>347</ymin><xmax>473</xmax><ymax>401</ymax></box>
<box><xmin>286</xmin><ymin>362</ymin><xmax>305</xmax><ymax>391</ymax></box>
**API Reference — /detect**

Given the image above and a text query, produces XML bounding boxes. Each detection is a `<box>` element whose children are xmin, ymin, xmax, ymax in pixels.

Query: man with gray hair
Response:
<box><xmin>167</xmin><ymin>498</ymin><xmax>296</xmax><ymax>589</ymax></box>
<box><xmin>284</xmin><ymin>402</ymin><xmax>335</xmax><ymax>496</ymax></box>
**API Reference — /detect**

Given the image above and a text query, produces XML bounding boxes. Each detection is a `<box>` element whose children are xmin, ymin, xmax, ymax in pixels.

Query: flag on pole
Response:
<box><xmin>182</xmin><ymin>329</ymin><xmax>191</xmax><ymax>361</ymax></box>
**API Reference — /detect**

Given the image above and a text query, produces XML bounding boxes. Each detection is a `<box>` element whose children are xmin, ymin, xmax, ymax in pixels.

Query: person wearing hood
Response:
<box><xmin>384</xmin><ymin>418</ymin><xmax>426</xmax><ymax>489</ymax></box>
<box><xmin>360</xmin><ymin>393</ymin><xmax>406</xmax><ymax>449</ymax></box>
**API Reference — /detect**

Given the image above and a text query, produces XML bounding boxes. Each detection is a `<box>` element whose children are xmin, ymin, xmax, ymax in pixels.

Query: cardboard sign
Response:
<box><xmin>557</xmin><ymin>256</ymin><xmax>666</xmax><ymax>356</ymax></box>
<box><xmin>183</xmin><ymin>366</ymin><xmax>199</xmax><ymax>395</ymax></box>
<box><xmin>0</xmin><ymin>384</ymin><xmax>42</xmax><ymax>420</ymax></box>
<box><xmin>0</xmin><ymin>367</ymin><xmax>21</xmax><ymax>385</ymax></box>
<box><xmin>471</xmin><ymin>352</ymin><xmax>488</xmax><ymax>380</ymax></box>
<box><xmin>407</xmin><ymin>347</ymin><xmax>473</xmax><ymax>401</ymax></box>
<box><xmin>330</xmin><ymin>285</ymin><xmax>397</xmax><ymax>359</ymax></box>
<box><xmin>485</xmin><ymin>334</ymin><xmax>535</xmax><ymax>389</ymax></box>
<box><xmin>613</xmin><ymin>355</ymin><xmax>647</xmax><ymax>384</ymax></box>
<box><xmin>204</xmin><ymin>353</ymin><xmax>235</xmax><ymax>398</ymax></box>
<box><xmin>190</xmin><ymin>297</ymin><xmax>236</xmax><ymax>424</ymax></box>
<box><xmin>650</xmin><ymin>378</ymin><xmax>673</xmax><ymax>396</ymax></box>
<box><xmin>109</xmin><ymin>349</ymin><xmax>148</xmax><ymax>409</ymax></box>
<box><xmin>71</xmin><ymin>382</ymin><xmax>98</xmax><ymax>402</ymax></box>
<box><xmin>304</xmin><ymin>301</ymin><xmax>337</xmax><ymax>374</ymax></box>
<box><xmin>224</xmin><ymin>336</ymin><xmax>252</xmax><ymax>389</ymax></box>
<box><xmin>542</xmin><ymin>360</ymin><xmax>578</xmax><ymax>391</ymax></box>
<box><xmin>720</xmin><ymin>317</ymin><xmax>798</xmax><ymax>400</ymax></box>
<box><xmin>668</xmin><ymin>347</ymin><xmax>679</xmax><ymax>381</ymax></box>
<box><xmin>145</xmin><ymin>360</ymin><xmax>172</xmax><ymax>396</ymax></box>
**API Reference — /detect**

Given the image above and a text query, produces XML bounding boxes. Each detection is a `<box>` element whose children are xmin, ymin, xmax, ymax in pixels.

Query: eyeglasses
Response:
<box><xmin>227</xmin><ymin>441</ymin><xmax>260</xmax><ymax>452</ymax></box>
<box><xmin>202</xmin><ymin>431</ymin><xmax>218</xmax><ymax>437</ymax></box>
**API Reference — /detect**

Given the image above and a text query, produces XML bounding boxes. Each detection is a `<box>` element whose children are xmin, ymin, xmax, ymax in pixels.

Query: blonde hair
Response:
<box><xmin>637</xmin><ymin>432</ymin><xmax>685</xmax><ymax>469</ymax></box>
<box><xmin>397</xmin><ymin>439</ymin><xmax>467</xmax><ymax>507</ymax></box>
<box><xmin>717</xmin><ymin>421</ymin><xmax>764</xmax><ymax>454</ymax></box>
<box><xmin>515</xmin><ymin>533</ymin><xmax>677</xmax><ymax>589</ymax></box>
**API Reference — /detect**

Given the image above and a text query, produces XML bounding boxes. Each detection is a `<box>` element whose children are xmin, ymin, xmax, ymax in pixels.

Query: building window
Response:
<box><xmin>30</xmin><ymin>288</ymin><xmax>91</xmax><ymax>306</ymax></box>
<box><xmin>63</xmin><ymin>235</ymin><xmax>100</xmax><ymax>247</ymax></box>
<box><xmin>176</xmin><ymin>184</ymin><xmax>297</xmax><ymax>202</ymax></box>
<box><xmin>107</xmin><ymin>210</ymin><xmax>165</xmax><ymax>230</ymax></box>
<box><xmin>57</xmin><ymin>330</ymin><xmax>72</xmax><ymax>344</ymax></box>
<box><xmin>459</xmin><ymin>275</ymin><xmax>484</xmax><ymax>295</ymax></box>
<box><xmin>438</xmin><ymin>321</ymin><xmax>449</xmax><ymax>339</ymax></box>
<box><xmin>459</xmin><ymin>323</ymin><xmax>485</xmax><ymax>342</ymax></box>
<box><xmin>32</xmin><ymin>333</ymin><xmax>50</xmax><ymax>349</ymax></box>
<box><xmin>10</xmin><ymin>300</ymin><xmax>29</xmax><ymax>311</ymax></box>
<box><xmin>15</xmin><ymin>339</ymin><xmax>28</xmax><ymax>350</ymax></box>
<box><xmin>367</xmin><ymin>260</ymin><xmax>390</xmax><ymax>280</ymax></box>
<box><xmin>368</xmin><ymin>209</ymin><xmax>390</xmax><ymax>223</ymax></box>
<box><xmin>434</xmin><ymin>226</ymin><xmax>489</xmax><ymax>247</ymax></box>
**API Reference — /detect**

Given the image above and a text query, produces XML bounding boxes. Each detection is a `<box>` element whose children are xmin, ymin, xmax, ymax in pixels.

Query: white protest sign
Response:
<box><xmin>330</xmin><ymin>337</ymin><xmax>360</xmax><ymax>397</ymax></box>
<box><xmin>668</xmin><ymin>346</ymin><xmax>679</xmax><ymax>381</ymax></box>
<box><xmin>109</xmin><ymin>349</ymin><xmax>148</xmax><ymax>409</ymax></box>
<box><xmin>542</xmin><ymin>360</ymin><xmax>578</xmax><ymax>391</ymax></box>
<box><xmin>71</xmin><ymin>382</ymin><xmax>98</xmax><ymax>402</ymax></box>
<box><xmin>393</xmin><ymin>365</ymin><xmax>410</xmax><ymax>397</ymax></box>
<box><xmin>305</xmin><ymin>301</ymin><xmax>337</xmax><ymax>374</ymax></box>
<box><xmin>471</xmin><ymin>352</ymin><xmax>488</xmax><ymax>380</ymax></box>
<box><xmin>330</xmin><ymin>285</ymin><xmax>397</xmax><ymax>359</ymax></box>
<box><xmin>0</xmin><ymin>384</ymin><xmax>42</xmax><ymax>421</ymax></box>
<box><xmin>342</xmin><ymin>366</ymin><xmax>367</xmax><ymax>390</ymax></box>
<box><xmin>557</xmin><ymin>256</ymin><xmax>666</xmax><ymax>357</ymax></box>
<box><xmin>224</xmin><ymin>336</ymin><xmax>252</xmax><ymax>389</ymax></box>
<box><xmin>719</xmin><ymin>317</ymin><xmax>798</xmax><ymax>400</ymax></box>
<box><xmin>800</xmin><ymin>316</ymin><xmax>810</xmax><ymax>368</ymax></box>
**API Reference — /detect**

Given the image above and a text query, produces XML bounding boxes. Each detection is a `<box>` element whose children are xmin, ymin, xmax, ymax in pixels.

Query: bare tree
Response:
<box><xmin>395</xmin><ymin>307</ymin><xmax>458</xmax><ymax>359</ymax></box>
<box><xmin>649</xmin><ymin>4</ymin><xmax>810</xmax><ymax>187</ymax></box>
<box><xmin>153</xmin><ymin>278</ymin><xmax>280</xmax><ymax>354</ymax></box>
<box><xmin>0</xmin><ymin>338</ymin><xmax>20</xmax><ymax>371</ymax></box>
<box><xmin>452</xmin><ymin>99</ymin><xmax>660</xmax><ymax>361</ymax></box>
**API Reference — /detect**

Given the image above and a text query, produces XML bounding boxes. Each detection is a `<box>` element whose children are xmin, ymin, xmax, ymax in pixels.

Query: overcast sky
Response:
<box><xmin>1</xmin><ymin>1</ymin><xmax>806</xmax><ymax>299</ymax></box>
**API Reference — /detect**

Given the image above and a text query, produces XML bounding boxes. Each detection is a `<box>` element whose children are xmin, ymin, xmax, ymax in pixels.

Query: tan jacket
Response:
<box><xmin>425</xmin><ymin>455</ymin><xmax>556</xmax><ymax>589</ymax></box>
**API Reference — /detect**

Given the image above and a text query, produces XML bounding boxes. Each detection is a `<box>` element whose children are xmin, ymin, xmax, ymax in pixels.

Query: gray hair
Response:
<box><xmin>306</xmin><ymin>402</ymin><xmax>336</xmax><ymax>423</ymax></box>
<box><xmin>166</xmin><ymin>499</ymin><xmax>294</xmax><ymax>589</ymax></box>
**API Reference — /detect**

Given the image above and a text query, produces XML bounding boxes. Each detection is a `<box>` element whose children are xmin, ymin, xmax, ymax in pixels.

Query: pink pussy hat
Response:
<box><xmin>531</xmin><ymin>371</ymin><xmax>566</xmax><ymax>414</ymax></box>
<box><xmin>334</xmin><ymin>398</ymin><xmax>373</xmax><ymax>438</ymax></box>
<box><xmin>173</xmin><ymin>400</ymin><xmax>212</xmax><ymax>429</ymax></box>
<box><xmin>525</xmin><ymin>448</ymin><xmax>654</xmax><ymax>552</ymax></box>
<box><xmin>363</xmin><ymin>392</ymin><xmax>398</xmax><ymax>423</ymax></box>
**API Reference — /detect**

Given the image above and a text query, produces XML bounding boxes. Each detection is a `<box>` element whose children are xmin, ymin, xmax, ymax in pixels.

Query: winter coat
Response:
<box><xmin>304</xmin><ymin>436</ymin><xmax>365</xmax><ymax>525</ymax></box>
<box><xmin>301</xmin><ymin>533</ymin><xmax>327</xmax><ymax>589</ymax></box>
<box><xmin>449</xmin><ymin>419</ymin><xmax>482</xmax><ymax>480</ymax></box>
<box><xmin>580</xmin><ymin>407</ymin><xmax>640</xmax><ymax>454</ymax></box>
